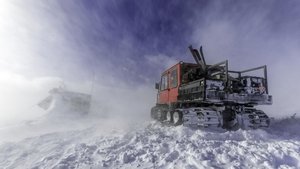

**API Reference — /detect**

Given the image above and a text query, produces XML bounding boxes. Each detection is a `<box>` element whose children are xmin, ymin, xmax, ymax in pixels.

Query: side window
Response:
<box><xmin>160</xmin><ymin>74</ymin><xmax>168</xmax><ymax>90</ymax></box>
<box><xmin>170</xmin><ymin>68</ymin><xmax>178</xmax><ymax>88</ymax></box>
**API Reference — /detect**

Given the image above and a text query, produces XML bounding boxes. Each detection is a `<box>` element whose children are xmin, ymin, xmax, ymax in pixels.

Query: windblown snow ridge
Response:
<box><xmin>1</xmin><ymin>117</ymin><xmax>300</xmax><ymax>169</ymax></box>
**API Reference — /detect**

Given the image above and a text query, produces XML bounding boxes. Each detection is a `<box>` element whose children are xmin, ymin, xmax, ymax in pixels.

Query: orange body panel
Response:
<box><xmin>158</xmin><ymin>89</ymin><xmax>169</xmax><ymax>104</ymax></box>
<box><xmin>158</xmin><ymin>63</ymin><xmax>181</xmax><ymax>105</ymax></box>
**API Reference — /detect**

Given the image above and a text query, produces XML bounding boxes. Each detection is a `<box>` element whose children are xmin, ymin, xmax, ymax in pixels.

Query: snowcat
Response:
<box><xmin>151</xmin><ymin>46</ymin><xmax>272</xmax><ymax>130</ymax></box>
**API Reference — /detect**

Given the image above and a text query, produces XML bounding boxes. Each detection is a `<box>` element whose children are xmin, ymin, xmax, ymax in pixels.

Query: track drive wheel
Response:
<box><xmin>156</xmin><ymin>109</ymin><xmax>165</xmax><ymax>121</ymax></box>
<box><xmin>172</xmin><ymin>111</ymin><xmax>183</xmax><ymax>126</ymax></box>
<box><xmin>151</xmin><ymin>107</ymin><xmax>165</xmax><ymax>121</ymax></box>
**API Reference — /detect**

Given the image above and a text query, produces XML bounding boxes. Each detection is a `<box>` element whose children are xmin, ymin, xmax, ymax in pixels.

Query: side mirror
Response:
<box><xmin>155</xmin><ymin>82</ymin><xmax>159</xmax><ymax>90</ymax></box>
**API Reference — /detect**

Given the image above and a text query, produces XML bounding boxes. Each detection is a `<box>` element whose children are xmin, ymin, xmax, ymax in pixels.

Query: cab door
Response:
<box><xmin>168</xmin><ymin>66</ymin><xmax>179</xmax><ymax>103</ymax></box>
<box><xmin>158</xmin><ymin>64</ymin><xmax>180</xmax><ymax>104</ymax></box>
<box><xmin>158</xmin><ymin>73</ymin><xmax>169</xmax><ymax>104</ymax></box>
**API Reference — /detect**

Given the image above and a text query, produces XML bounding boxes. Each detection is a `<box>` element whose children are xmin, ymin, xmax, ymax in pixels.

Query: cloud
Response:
<box><xmin>190</xmin><ymin>0</ymin><xmax>300</xmax><ymax>116</ymax></box>
<box><xmin>0</xmin><ymin>1</ymin><xmax>158</xmax><ymax>127</ymax></box>
<box><xmin>0</xmin><ymin>71</ymin><xmax>63</xmax><ymax>126</ymax></box>
<box><xmin>0</xmin><ymin>1</ymin><xmax>96</xmax><ymax>125</ymax></box>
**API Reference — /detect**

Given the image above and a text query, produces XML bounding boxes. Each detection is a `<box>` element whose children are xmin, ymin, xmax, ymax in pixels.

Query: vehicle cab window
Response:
<box><xmin>170</xmin><ymin>69</ymin><xmax>178</xmax><ymax>88</ymax></box>
<box><xmin>160</xmin><ymin>74</ymin><xmax>168</xmax><ymax>90</ymax></box>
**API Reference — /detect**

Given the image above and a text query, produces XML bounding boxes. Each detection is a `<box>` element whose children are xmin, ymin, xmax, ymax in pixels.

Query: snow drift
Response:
<box><xmin>1</xmin><ymin>117</ymin><xmax>300</xmax><ymax>169</ymax></box>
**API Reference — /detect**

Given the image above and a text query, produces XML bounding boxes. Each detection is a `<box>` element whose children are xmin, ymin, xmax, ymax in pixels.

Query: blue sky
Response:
<box><xmin>0</xmin><ymin>0</ymin><xmax>300</xmax><ymax>123</ymax></box>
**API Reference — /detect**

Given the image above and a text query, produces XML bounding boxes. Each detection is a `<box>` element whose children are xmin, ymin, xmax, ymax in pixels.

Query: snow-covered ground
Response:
<box><xmin>0</xmin><ymin>116</ymin><xmax>300</xmax><ymax>169</ymax></box>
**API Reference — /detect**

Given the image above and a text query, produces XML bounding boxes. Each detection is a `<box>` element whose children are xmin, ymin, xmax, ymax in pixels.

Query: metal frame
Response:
<box><xmin>185</xmin><ymin>45</ymin><xmax>270</xmax><ymax>98</ymax></box>
<box><xmin>240</xmin><ymin>65</ymin><xmax>268</xmax><ymax>94</ymax></box>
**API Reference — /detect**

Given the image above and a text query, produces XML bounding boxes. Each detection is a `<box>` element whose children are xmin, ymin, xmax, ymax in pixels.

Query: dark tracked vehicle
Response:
<box><xmin>151</xmin><ymin>46</ymin><xmax>272</xmax><ymax>130</ymax></box>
